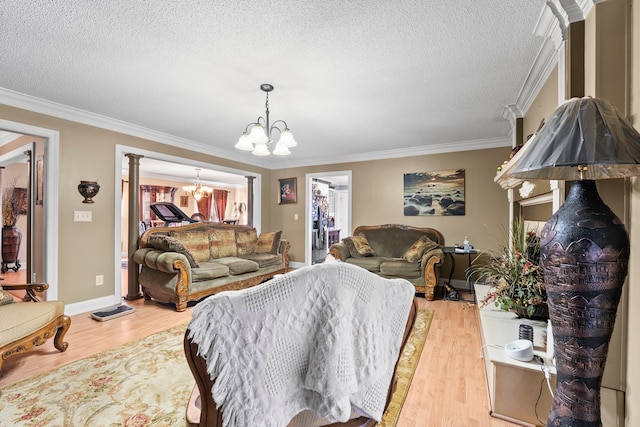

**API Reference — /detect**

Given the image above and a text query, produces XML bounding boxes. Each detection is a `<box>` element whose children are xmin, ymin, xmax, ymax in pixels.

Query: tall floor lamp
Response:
<box><xmin>508</xmin><ymin>97</ymin><xmax>640</xmax><ymax>426</ymax></box>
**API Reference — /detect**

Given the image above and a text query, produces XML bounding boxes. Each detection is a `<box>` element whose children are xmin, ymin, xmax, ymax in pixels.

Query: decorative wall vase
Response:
<box><xmin>541</xmin><ymin>180</ymin><xmax>628</xmax><ymax>427</ymax></box>
<box><xmin>78</xmin><ymin>181</ymin><xmax>100</xmax><ymax>203</ymax></box>
<box><xmin>1</xmin><ymin>225</ymin><xmax>22</xmax><ymax>273</ymax></box>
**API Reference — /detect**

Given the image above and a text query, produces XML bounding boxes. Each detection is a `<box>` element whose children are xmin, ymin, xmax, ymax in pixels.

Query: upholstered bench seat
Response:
<box><xmin>379</xmin><ymin>259</ymin><xmax>422</xmax><ymax>278</ymax></box>
<box><xmin>0</xmin><ymin>300</ymin><xmax>65</xmax><ymax>346</ymax></box>
<box><xmin>241</xmin><ymin>253</ymin><xmax>283</xmax><ymax>268</ymax></box>
<box><xmin>0</xmin><ymin>284</ymin><xmax>71</xmax><ymax>372</ymax></box>
<box><xmin>213</xmin><ymin>257</ymin><xmax>260</xmax><ymax>275</ymax></box>
<box><xmin>191</xmin><ymin>262</ymin><xmax>230</xmax><ymax>281</ymax></box>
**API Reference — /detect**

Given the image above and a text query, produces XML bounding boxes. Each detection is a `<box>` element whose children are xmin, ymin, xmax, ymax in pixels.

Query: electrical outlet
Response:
<box><xmin>294</xmin><ymin>214</ymin><xmax>299</xmax><ymax>220</ymax></box>
<box><xmin>74</xmin><ymin>211</ymin><xmax>92</xmax><ymax>222</ymax></box>
<box><xmin>95</xmin><ymin>275</ymin><xmax>104</xmax><ymax>286</ymax></box>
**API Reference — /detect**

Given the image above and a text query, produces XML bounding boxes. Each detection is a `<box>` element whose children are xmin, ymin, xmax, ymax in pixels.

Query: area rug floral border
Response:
<box><xmin>0</xmin><ymin>323</ymin><xmax>193</xmax><ymax>427</ymax></box>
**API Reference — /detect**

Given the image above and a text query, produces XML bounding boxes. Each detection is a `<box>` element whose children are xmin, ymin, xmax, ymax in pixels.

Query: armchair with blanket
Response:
<box><xmin>183</xmin><ymin>263</ymin><xmax>431</xmax><ymax>426</ymax></box>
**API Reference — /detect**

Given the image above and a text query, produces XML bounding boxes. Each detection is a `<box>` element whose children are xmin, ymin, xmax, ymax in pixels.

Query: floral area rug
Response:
<box><xmin>0</xmin><ymin>323</ymin><xmax>193</xmax><ymax>426</ymax></box>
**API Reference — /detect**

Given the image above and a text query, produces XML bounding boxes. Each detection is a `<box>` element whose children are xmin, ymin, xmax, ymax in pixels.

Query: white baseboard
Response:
<box><xmin>64</xmin><ymin>295</ymin><xmax>122</xmax><ymax>316</ymax></box>
<box><xmin>439</xmin><ymin>278</ymin><xmax>475</xmax><ymax>290</ymax></box>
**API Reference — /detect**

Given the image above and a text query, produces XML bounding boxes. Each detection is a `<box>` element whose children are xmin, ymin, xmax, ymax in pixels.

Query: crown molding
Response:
<box><xmin>512</xmin><ymin>0</ymin><xmax>601</xmax><ymax>119</ymax></box>
<box><xmin>514</xmin><ymin>0</ymin><xmax>603</xmax><ymax>116</ymax></box>
<box><xmin>557</xmin><ymin>0</ymin><xmax>605</xmax><ymax>23</ymax></box>
<box><xmin>1</xmin><ymin>87</ymin><xmax>512</xmax><ymax>171</ymax></box>
<box><xmin>504</xmin><ymin>0</ymin><xmax>604</xmax><ymax>149</ymax></box>
<box><xmin>0</xmin><ymin>87</ymin><xmax>279</xmax><ymax>168</ymax></box>
<box><xmin>269</xmin><ymin>137</ymin><xmax>513</xmax><ymax>169</ymax></box>
<box><xmin>503</xmin><ymin>104</ymin><xmax>523</xmax><ymax>125</ymax></box>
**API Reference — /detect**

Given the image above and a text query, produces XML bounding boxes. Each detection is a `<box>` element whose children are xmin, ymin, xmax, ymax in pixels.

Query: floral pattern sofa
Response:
<box><xmin>133</xmin><ymin>222</ymin><xmax>290</xmax><ymax>311</ymax></box>
<box><xmin>329</xmin><ymin>224</ymin><xmax>444</xmax><ymax>300</ymax></box>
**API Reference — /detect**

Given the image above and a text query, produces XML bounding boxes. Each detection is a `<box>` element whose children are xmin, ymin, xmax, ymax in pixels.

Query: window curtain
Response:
<box><xmin>213</xmin><ymin>189</ymin><xmax>228</xmax><ymax>222</ymax></box>
<box><xmin>210</xmin><ymin>200</ymin><xmax>219</xmax><ymax>222</ymax></box>
<box><xmin>196</xmin><ymin>194</ymin><xmax>212</xmax><ymax>220</ymax></box>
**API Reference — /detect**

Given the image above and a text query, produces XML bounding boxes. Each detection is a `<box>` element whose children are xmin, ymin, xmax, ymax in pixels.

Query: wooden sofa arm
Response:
<box><xmin>1</xmin><ymin>283</ymin><xmax>49</xmax><ymax>302</ymax></box>
<box><xmin>419</xmin><ymin>249</ymin><xmax>444</xmax><ymax>301</ymax></box>
<box><xmin>329</xmin><ymin>242</ymin><xmax>350</xmax><ymax>261</ymax></box>
<box><xmin>277</xmin><ymin>239</ymin><xmax>292</xmax><ymax>268</ymax></box>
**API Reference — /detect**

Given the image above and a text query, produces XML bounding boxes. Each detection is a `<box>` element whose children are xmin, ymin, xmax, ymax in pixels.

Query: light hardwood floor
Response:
<box><xmin>0</xmin><ymin>270</ymin><xmax>518</xmax><ymax>426</ymax></box>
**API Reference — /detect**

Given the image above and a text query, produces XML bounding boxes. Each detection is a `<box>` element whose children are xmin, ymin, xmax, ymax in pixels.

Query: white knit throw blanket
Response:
<box><xmin>188</xmin><ymin>263</ymin><xmax>415</xmax><ymax>427</ymax></box>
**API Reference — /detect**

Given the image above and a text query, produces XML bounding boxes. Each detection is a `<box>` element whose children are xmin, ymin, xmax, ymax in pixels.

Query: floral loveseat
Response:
<box><xmin>329</xmin><ymin>224</ymin><xmax>444</xmax><ymax>300</ymax></box>
<box><xmin>134</xmin><ymin>222</ymin><xmax>290</xmax><ymax>311</ymax></box>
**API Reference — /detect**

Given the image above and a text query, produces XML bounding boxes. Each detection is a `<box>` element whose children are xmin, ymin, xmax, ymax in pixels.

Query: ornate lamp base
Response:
<box><xmin>541</xmin><ymin>180</ymin><xmax>628</xmax><ymax>427</ymax></box>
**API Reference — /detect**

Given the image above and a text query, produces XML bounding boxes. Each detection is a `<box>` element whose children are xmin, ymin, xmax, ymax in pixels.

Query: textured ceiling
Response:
<box><xmin>0</xmin><ymin>1</ymin><xmax>548</xmax><ymax>170</ymax></box>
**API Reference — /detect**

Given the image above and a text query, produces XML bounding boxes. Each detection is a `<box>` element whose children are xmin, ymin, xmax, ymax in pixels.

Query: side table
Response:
<box><xmin>327</xmin><ymin>229</ymin><xmax>341</xmax><ymax>247</ymax></box>
<box><xmin>442</xmin><ymin>246</ymin><xmax>478</xmax><ymax>301</ymax></box>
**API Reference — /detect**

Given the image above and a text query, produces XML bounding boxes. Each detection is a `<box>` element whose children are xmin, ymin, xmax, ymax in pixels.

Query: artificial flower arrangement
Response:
<box><xmin>2</xmin><ymin>181</ymin><xmax>21</xmax><ymax>227</ymax></box>
<box><xmin>475</xmin><ymin>217</ymin><xmax>547</xmax><ymax>319</ymax></box>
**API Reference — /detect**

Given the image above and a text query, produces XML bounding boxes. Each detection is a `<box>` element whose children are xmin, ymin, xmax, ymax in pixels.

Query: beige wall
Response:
<box><xmin>628</xmin><ymin>0</ymin><xmax>639</xmax><ymax>425</ymax></box>
<box><xmin>524</xmin><ymin>65</ymin><xmax>559</xmax><ymax>142</ymax></box>
<box><xmin>589</xmin><ymin>0</ymin><xmax>629</xmax><ymax>112</ymax></box>
<box><xmin>271</xmin><ymin>147</ymin><xmax>511</xmax><ymax>273</ymax></box>
<box><xmin>0</xmin><ymin>103</ymin><xmax>271</xmax><ymax>304</ymax></box>
<box><xmin>0</xmin><ymin>101</ymin><xmax>511</xmax><ymax>300</ymax></box>
<box><xmin>516</xmin><ymin>65</ymin><xmax>560</xmax><ymax>216</ymax></box>
<box><xmin>590</xmin><ymin>0</ymin><xmax>633</xmax><ymax>404</ymax></box>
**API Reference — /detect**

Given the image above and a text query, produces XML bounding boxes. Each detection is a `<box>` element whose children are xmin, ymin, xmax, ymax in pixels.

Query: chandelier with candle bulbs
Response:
<box><xmin>182</xmin><ymin>168</ymin><xmax>212</xmax><ymax>201</ymax></box>
<box><xmin>234</xmin><ymin>83</ymin><xmax>297</xmax><ymax>156</ymax></box>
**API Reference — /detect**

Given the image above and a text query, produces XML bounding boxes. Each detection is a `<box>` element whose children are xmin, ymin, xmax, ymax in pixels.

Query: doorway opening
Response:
<box><xmin>305</xmin><ymin>172</ymin><xmax>352</xmax><ymax>266</ymax></box>
<box><xmin>116</xmin><ymin>146</ymin><xmax>261</xmax><ymax>300</ymax></box>
<box><xmin>0</xmin><ymin>120</ymin><xmax>59</xmax><ymax>300</ymax></box>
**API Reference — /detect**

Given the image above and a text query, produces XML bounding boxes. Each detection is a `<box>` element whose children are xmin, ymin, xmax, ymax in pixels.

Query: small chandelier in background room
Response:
<box><xmin>234</xmin><ymin>83</ymin><xmax>297</xmax><ymax>156</ymax></box>
<box><xmin>182</xmin><ymin>168</ymin><xmax>212</xmax><ymax>201</ymax></box>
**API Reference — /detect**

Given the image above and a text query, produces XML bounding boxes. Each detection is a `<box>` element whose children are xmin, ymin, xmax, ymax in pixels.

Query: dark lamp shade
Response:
<box><xmin>509</xmin><ymin>97</ymin><xmax>640</xmax><ymax>180</ymax></box>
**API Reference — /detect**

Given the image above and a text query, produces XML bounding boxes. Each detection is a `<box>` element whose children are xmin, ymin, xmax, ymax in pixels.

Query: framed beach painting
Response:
<box><xmin>278</xmin><ymin>177</ymin><xmax>297</xmax><ymax>204</ymax></box>
<box><xmin>404</xmin><ymin>169</ymin><xmax>465</xmax><ymax>216</ymax></box>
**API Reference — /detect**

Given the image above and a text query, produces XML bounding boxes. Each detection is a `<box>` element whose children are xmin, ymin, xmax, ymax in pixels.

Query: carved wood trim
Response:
<box><xmin>0</xmin><ymin>314</ymin><xmax>71</xmax><ymax>371</ymax></box>
<box><xmin>144</xmin><ymin>268</ymin><xmax>289</xmax><ymax>312</ymax></box>
<box><xmin>421</xmin><ymin>255</ymin><xmax>443</xmax><ymax>301</ymax></box>
<box><xmin>329</xmin><ymin>245</ymin><xmax>344</xmax><ymax>261</ymax></box>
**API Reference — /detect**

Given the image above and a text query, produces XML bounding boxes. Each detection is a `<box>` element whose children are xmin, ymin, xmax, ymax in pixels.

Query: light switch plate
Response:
<box><xmin>74</xmin><ymin>211</ymin><xmax>92</xmax><ymax>222</ymax></box>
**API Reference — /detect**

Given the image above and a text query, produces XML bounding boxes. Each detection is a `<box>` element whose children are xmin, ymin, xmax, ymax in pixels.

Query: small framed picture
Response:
<box><xmin>36</xmin><ymin>155</ymin><xmax>44</xmax><ymax>205</ymax></box>
<box><xmin>180</xmin><ymin>195</ymin><xmax>189</xmax><ymax>207</ymax></box>
<box><xmin>13</xmin><ymin>188</ymin><xmax>28</xmax><ymax>215</ymax></box>
<box><xmin>278</xmin><ymin>177</ymin><xmax>297</xmax><ymax>204</ymax></box>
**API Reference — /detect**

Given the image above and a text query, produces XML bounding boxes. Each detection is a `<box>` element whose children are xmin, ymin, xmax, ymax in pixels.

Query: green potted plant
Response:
<box><xmin>475</xmin><ymin>217</ymin><xmax>547</xmax><ymax>319</ymax></box>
